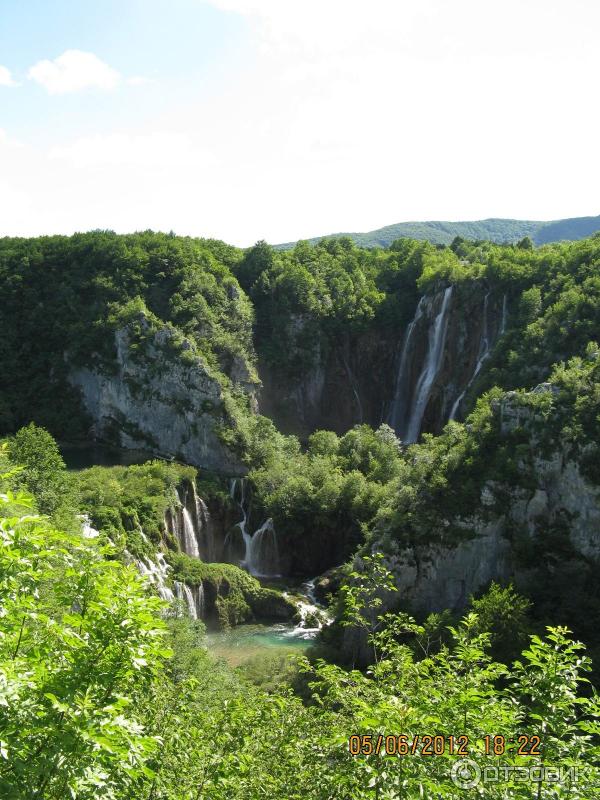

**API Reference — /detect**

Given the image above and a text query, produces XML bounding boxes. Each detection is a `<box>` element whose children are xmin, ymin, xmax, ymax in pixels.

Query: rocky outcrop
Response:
<box><xmin>69</xmin><ymin>319</ymin><xmax>250</xmax><ymax>474</ymax></box>
<box><xmin>258</xmin><ymin>326</ymin><xmax>396</xmax><ymax>437</ymax></box>
<box><xmin>344</xmin><ymin>383</ymin><xmax>600</xmax><ymax>662</ymax></box>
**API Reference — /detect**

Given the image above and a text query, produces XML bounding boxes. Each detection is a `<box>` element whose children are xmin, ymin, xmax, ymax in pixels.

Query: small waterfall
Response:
<box><xmin>196</xmin><ymin>582</ymin><xmax>205</xmax><ymax>619</ymax></box>
<box><xmin>246</xmin><ymin>518</ymin><xmax>280</xmax><ymax>577</ymax></box>
<box><xmin>165</xmin><ymin>485</ymin><xmax>209</xmax><ymax>560</ymax></box>
<box><xmin>135</xmin><ymin>554</ymin><xmax>175</xmax><ymax>602</ymax></box>
<box><xmin>194</xmin><ymin>492</ymin><xmax>216</xmax><ymax>562</ymax></box>
<box><xmin>449</xmin><ymin>291</ymin><xmax>491</xmax><ymax>421</ymax></box>
<box><xmin>283</xmin><ymin>579</ymin><xmax>330</xmax><ymax>640</ymax></box>
<box><xmin>175</xmin><ymin>581</ymin><xmax>204</xmax><ymax>619</ymax></box>
<box><xmin>404</xmin><ymin>286</ymin><xmax>454</xmax><ymax>443</ymax></box>
<box><xmin>79</xmin><ymin>514</ymin><xmax>100</xmax><ymax>539</ymax></box>
<box><xmin>181</xmin><ymin>507</ymin><xmax>200</xmax><ymax>558</ymax></box>
<box><xmin>229</xmin><ymin>480</ymin><xmax>280</xmax><ymax>577</ymax></box>
<box><xmin>174</xmin><ymin>580</ymin><xmax>198</xmax><ymax>619</ymax></box>
<box><xmin>388</xmin><ymin>296</ymin><xmax>427</xmax><ymax>433</ymax></box>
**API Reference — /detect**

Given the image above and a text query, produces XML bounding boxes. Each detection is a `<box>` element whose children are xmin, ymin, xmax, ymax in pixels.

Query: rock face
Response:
<box><xmin>259</xmin><ymin>327</ymin><xmax>397</xmax><ymax>437</ymax></box>
<box><xmin>258</xmin><ymin>283</ymin><xmax>508</xmax><ymax>441</ymax></box>
<box><xmin>69</xmin><ymin>320</ymin><xmax>249</xmax><ymax>474</ymax></box>
<box><xmin>344</xmin><ymin>384</ymin><xmax>600</xmax><ymax>663</ymax></box>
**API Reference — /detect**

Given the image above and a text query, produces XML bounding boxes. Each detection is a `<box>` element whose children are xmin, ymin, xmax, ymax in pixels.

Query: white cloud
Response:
<box><xmin>28</xmin><ymin>50</ymin><xmax>120</xmax><ymax>94</ymax></box>
<box><xmin>0</xmin><ymin>65</ymin><xmax>17</xmax><ymax>87</ymax></box>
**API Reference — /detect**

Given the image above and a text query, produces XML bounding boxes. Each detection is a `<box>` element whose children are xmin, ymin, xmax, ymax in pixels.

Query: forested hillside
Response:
<box><xmin>2</xmin><ymin>230</ymin><xmax>600</xmax><ymax>797</ymax></box>
<box><xmin>276</xmin><ymin>214</ymin><xmax>600</xmax><ymax>249</ymax></box>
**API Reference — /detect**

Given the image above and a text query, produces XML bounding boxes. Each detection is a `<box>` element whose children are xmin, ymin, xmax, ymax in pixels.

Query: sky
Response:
<box><xmin>0</xmin><ymin>0</ymin><xmax>599</xmax><ymax>246</ymax></box>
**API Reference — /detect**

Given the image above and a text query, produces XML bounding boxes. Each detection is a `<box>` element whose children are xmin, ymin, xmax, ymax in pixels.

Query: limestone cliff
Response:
<box><xmin>69</xmin><ymin>315</ymin><xmax>253</xmax><ymax>474</ymax></box>
<box><xmin>258</xmin><ymin>281</ymin><xmax>509</xmax><ymax>442</ymax></box>
<box><xmin>344</xmin><ymin>383</ymin><xmax>600</xmax><ymax>661</ymax></box>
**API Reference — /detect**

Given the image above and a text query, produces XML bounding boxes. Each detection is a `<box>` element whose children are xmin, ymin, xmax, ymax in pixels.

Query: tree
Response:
<box><xmin>8</xmin><ymin>423</ymin><xmax>74</xmax><ymax>515</ymax></box>
<box><xmin>0</xmin><ymin>488</ymin><xmax>170</xmax><ymax>799</ymax></box>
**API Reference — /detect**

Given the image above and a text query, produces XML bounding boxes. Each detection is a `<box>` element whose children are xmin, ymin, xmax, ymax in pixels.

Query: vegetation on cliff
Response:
<box><xmin>1</xmin><ymin>482</ymin><xmax>598</xmax><ymax>798</ymax></box>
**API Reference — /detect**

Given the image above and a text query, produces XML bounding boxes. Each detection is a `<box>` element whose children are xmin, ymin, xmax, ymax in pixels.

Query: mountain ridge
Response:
<box><xmin>275</xmin><ymin>213</ymin><xmax>600</xmax><ymax>249</ymax></box>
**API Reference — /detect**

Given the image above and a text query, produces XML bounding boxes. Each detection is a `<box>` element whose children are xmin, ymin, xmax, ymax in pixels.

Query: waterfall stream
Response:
<box><xmin>449</xmin><ymin>292</ymin><xmax>491</xmax><ymax>421</ymax></box>
<box><xmin>404</xmin><ymin>286</ymin><xmax>454</xmax><ymax>443</ymax></box>
<box><xmin>229</xmin><ymin>479</ymin><xmax>281</xmax><ymax>577</ymax></box>
<box><xmin>388</xmin><ymin>295</ymin><xmax>426</xmax><ymax>434</ymax></box>
<box><xmin>181</xmin><ymin>507</ymin><xmax>200</xmax><ymax>558</ymax></box>
<box><xmin>173</xmin><ymin>580</ymin><xmax>204</xmax><ymax>619</ymax></box>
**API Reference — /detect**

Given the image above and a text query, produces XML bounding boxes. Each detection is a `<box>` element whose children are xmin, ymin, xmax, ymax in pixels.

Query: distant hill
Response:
<box><xmin>275</xmin><ymin>215</ymin><xmax>600</xmax><ymax>249</ymax></box>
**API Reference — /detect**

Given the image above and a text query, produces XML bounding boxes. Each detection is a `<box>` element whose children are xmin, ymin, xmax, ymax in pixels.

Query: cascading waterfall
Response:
<box><xmin>135</xmin><ymin>553</ymin><xmax>175</xmax><ymax>602</ymax></box>
<box><xmin>283</xmin><ymin>579</ymin><xmax>330</xmax><ymax>640</ymax></box>
<box><xmin>80</xmin><ymin>514</ymin><xmax>100</xmax><ymax>539</ymax></box>
<box><xmin>449</xmin><ymin>292</ymin><xmax>491</xmax><ymax>421</ymax></box>
<box><xmin>165</xmin><ymin>484</ymin><xmax>213</xmax><ymax>561</ymax></box>
<box><xmin>229</xmin><ymin>479</ymin><xmax>281</xmax><ymax>577</ymax></box>
<box><xmin>195</xmin><ymin>493</ymin><xmax>215</xmax><ymax>562</ymax></box>
<box><xmin>174</xmin><ymin>580</ymin><xmax>197</xmax><ymax>619</ymax></box>
<box><xmin>404</xmin><ymin>286</ymin><xmax>454</xmax><ymax>443</ymax></box>
<box><xmin>388</xmin><ymin>296</ymin><xmax>427</xmax><ymax>433</ymax></box>
<box><xmin>181</xmin><ymin>506</ymin><xmax>200</xmax><ymax>558</ymax></box>
<box><xmin>246</xmin><ymin>518</ymin><xmax>279</xmax><ymax>577</ymax></box>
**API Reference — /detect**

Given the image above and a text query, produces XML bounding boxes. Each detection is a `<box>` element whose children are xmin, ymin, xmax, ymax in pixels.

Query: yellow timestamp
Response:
<box><xmin>348</xmin><ymin>734</ymin><xmax>542</xmax><ymax>757</ymax></box>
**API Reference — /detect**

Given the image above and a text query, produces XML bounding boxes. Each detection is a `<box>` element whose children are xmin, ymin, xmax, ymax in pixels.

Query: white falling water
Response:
<box><xmin>196</xmin><ymin>582</ymin><xmax>205</xmax><ymax>619</ymax></box>
<box><xmin>174</xmin><ymin>580</ymin><xmax>198</xmax><ymax>619</ymax></box>
<box><xmin>404</xmin><ymin>286</ymin><xmax>454</xmax><ymax>443</ymax></box>
<box><xmin>181</xmin><ymin>507</ymin><xmax>200</xmax><ymax>558</ymax></box>
<box><xmin>195</xmin><ymin>492</ymin><xmax>215</xmax><ymax>562</ymax></box>
<box><xmin>79</xmin><ymin>514</ymin><xmax>100</xmax><ymax>539</ymax></box>
<box><xmin>283</xmin><ymin>580</ymin><xmax>331</xmax><ymax>640</ymax></box>
<box><xmin>449</xmin><ymin>292</ymin><xmax>491</xmax><ymax>421</ymax></box>
<box><xmin>230</xmin><ymin>479</ymin><xmax>280</xmax><ymax>577</ymax></box>
<box><xmin>246</xmin><ymin>518</ymin><xmax>280</xmax><ymax>577</ymax></box>
<box><xmin>135</xmin><ymin>554</ymin><xmax>175</xmax><ymax>602</ymax></box>
<box><xmin>388</xmin><ymin>296</ymin><xmax>427</xmax><ymax>433</ymax></box>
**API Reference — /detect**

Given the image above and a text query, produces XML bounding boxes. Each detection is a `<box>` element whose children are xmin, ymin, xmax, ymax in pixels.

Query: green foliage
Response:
<box><xmin>1</xmin><ymin>490</ymin><xmax>599</xmax><ymax>799</ymax></box>
<box><xmin>469</xmin><ymin>582</ymin><xmax>532</xmax><ymax>664</ymax></box>
<box><xmin>0</xmin><ymin>490</ymin><xmax>170</xmax><ymax>799</ymax></box>
<box><xmin>76</xmin><ymin>460</ymin><xmax>196</xmax><ymax>558</ymax></box>
<box><xmin>7</xmin><ymin>423</ymin><xmax>75</xmax><ymax>517</ymax></box>
<box><xmin>0</xmin><ymin>231</ymin><xmax>254</xmax><ymax>439</ymax></box>
<box><xmin>167</xmin><ymin>553</ymin><xmax>296</xmax><ymax>628</ymax></box>
<box><xmin>249</xmin><ymin>424</ymin><xmax>402</xmax><ymax>566</ymax></box>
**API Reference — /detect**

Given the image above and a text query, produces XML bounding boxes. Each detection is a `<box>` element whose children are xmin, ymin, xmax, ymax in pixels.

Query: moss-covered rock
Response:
<box><xmin>167</xmin><ymin>552</ymin><xmax>296</xmax><ymax>629</ymax></box>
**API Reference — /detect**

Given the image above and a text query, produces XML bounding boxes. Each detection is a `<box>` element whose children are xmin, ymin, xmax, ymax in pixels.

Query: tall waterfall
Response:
<box><xmin>246</xmin><ymin>518</ymin><xmax>279</xmax><ymax>577</ymax></box>
<box><xmin>388</xmin><ymin>296</ymin><xmax>426</xmax><ymax>434</ymax></box>
<box><xmin>404</xmin><ymin>286</ymin><xmax>454</xmax><ymax>443</ymax></box>
<box><xmin>229</xmin><ymin>479</ymin><xmax>281</xmax><ymax>577</ymax></box>
<box><xmin>449</xmin><ymin>292</ymin><xmax>491</xmax><ymax>421</ymax></box>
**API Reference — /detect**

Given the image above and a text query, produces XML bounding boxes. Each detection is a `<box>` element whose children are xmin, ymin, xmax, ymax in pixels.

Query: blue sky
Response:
<box><xmin>1</xmin><ymin>0</ymin><xmax>599</xmax><ymax>245</ymax></box>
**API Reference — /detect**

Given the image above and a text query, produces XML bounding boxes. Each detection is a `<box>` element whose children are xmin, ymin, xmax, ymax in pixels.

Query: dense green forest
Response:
<box><xmin>2</xmin><ymin>230</ymin><xmax>600</xmax><ymax>796</ymax></box>
<box><xmin>1</xmin><ymin>442</ymin><xmax>599</xmax><ymax>798</ymax></box>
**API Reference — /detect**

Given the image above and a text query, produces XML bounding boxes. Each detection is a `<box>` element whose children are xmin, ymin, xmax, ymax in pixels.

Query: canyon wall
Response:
<box><xmin>258</xmin><ymin>281</ymin><xmax>509</xmax><ymax>442</ymax></box>
<box><xmin>69</xmin><ymin>315</ymin><xmax>253</xmax><ymax>474</ymax></box>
